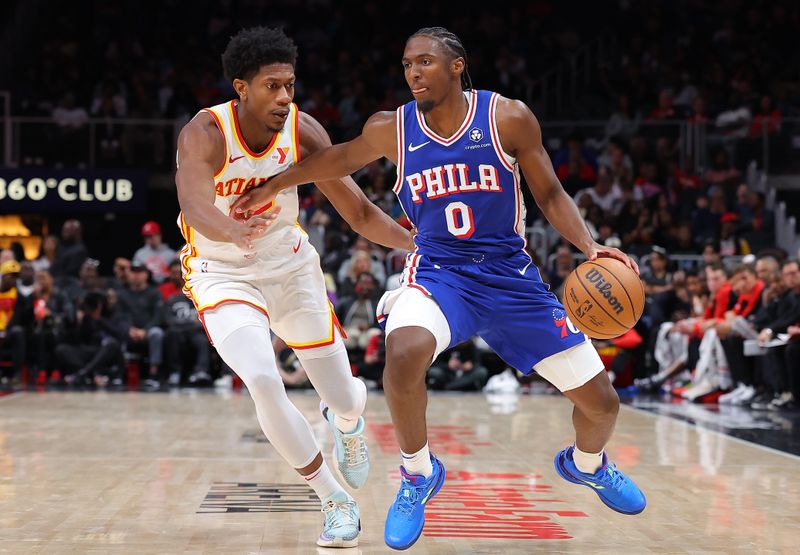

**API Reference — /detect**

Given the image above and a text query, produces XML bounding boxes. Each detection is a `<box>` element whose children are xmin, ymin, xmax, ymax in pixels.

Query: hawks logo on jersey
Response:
<box><xmin>405</xmin><ymin>163</ymin><xmax>503</xmax><ymax>203</ymax></box>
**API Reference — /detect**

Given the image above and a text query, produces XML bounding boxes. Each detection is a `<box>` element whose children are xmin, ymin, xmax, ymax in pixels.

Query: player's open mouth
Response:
<box><xmin>411</xmin><ymin>87</ymin><xmax>428</xmax><ymax>94</ymax></box>
<box><xmin>273</xmin><ymin>111</ymin><xmax>289</xmax><ymax>118</ymax></box>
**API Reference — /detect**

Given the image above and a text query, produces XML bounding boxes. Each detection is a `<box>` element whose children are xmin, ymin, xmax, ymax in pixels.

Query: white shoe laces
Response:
<box><xmin>342</xmin><ymin>434</ymin><xmax>368</xmax><ymax>466</ymax></box>
<box><xmin>322</xmin><ymin>498</ymin><xmax>358</xmax><ymax>529</ymax></box>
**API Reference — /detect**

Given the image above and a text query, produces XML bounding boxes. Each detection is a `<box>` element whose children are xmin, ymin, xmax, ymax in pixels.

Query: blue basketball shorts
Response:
<box><xmin>382</xmin><ymin>250</ymin><xmax>592</xmax><ymax>375</ymax></box>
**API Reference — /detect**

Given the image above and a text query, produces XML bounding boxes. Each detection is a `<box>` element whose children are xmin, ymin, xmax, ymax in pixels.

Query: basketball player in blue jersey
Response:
<box><xmin>233</xmin><ymin>27</ymin><xmax>647</xmax><ymax>550</ymax></box>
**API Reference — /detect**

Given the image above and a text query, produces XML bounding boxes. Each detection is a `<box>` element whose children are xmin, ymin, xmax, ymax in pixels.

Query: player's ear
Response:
<box><xmin>233</xmin><ymin>79</ymin><xmax>248</xmax><ymax>101</ymax></box>
<box><xmin>451</xmin><ymin>57</ymin><xmax>465</xmax><ymax>78</ymax></box>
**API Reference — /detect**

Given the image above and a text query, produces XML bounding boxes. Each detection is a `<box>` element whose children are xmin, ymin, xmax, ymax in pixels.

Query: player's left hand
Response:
<box><xmin>585</xmin><ymin>242</ymin><xmax>640</xmax><ymax>276</ymax></box>
<box><xmin>408</xmin><ymin>225</ymin><xmax>418</xmax><ymax>250</ymax></box>
<box><xmin>230</xmin><ymin>179</ymin><xmax>279</xmax><ymax>221</ymax></box>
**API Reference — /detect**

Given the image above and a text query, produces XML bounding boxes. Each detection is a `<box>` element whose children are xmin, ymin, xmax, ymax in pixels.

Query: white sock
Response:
<box><xmin>302</xmin><ymin>463</ymin><xmax>344</xmax><ymax>501</ymax></box>
<box><xmin>401</xmin><ymin>443</ymin><xmax>433</xmax><ymax>478</ymax></box>
<box><xmin>334</xmin><ymin>415</ymin><xmax>358</xmax><ymax>434</ymax></box>
<box><xmin>573</xmin><ymin>445</ymin><xmax>603</xmax><ymax>474</ymax></box>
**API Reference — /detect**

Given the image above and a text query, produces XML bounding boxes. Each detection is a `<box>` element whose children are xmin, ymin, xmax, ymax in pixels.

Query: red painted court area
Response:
<box><xmin>425</xmin><ymin>471</ymin><xmax>588</xmax><ymax>540</ymax></box>
<box><xmin>370</xmin><ymin>422</ymin><xmax>587</xmax><ymax>540</ymax></box>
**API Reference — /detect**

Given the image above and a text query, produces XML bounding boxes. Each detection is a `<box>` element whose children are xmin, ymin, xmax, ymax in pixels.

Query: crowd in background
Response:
<box><xmin>2</xmin><ymin>210</ymin><xmax>799</xmax><ymax>411</ymax></box>
<box><xmin>635</xmin><ymin>255</ymin><xmax>800</xmax><ymax>410</ymax></box>
<box><xmin>8</xmin><ymin>0</ymin><xmax>799</xmax><ymax>170</ymax></box>
<box><xmin>0</xmin><ymin>220</ymin><xmax>208</xmax><ymax>391</ymax></box>
<box><xmin>7</xmin><ymin>0</ymin><xmax>795</xmax><ymax>268</ymax></box>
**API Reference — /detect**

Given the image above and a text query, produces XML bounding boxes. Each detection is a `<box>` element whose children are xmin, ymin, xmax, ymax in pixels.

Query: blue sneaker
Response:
<box><xmin>321</xmin><ymin>401</ymin><xmax>370</xmax><ymax>489</ymax></box>
<box><xmin>554</xmin><ymin>446</ymin><xmax>646</xmax><ymax>515</ymax></box>
<box><xmin>384</xmin><ymin>454</ymin><xmax>446</xmax><ymax>550</ymax></box>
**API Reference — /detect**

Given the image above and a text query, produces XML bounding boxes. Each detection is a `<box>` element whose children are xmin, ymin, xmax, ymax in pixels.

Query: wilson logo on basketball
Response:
<box><xmin>584</xmin><ymin>268</ymin><xmax>625</xmax><ymax>316</ymax></box>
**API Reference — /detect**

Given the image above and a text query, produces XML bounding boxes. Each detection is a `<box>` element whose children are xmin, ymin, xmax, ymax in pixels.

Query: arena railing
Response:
<box><xmin>532</xmin><ymin>32</ymin><xmax>618</xmax><ymax>118</ymax></box>
<box><xmin>1</xmin><ymin>115</ymin><xmax>798</xmax><ymax>178</ymax></box>
<box><xmin>544</xmin><ymin>252</ymin><xmax>745</xmax><ymax>276</ymax></box>
<box><xmin>747</xmin><ymin>159</ymin><xmax>799</xmax><ymax>258</ymax></box>
<box><xmin>3</xmin><ymin>115</ymin><xmax>184</xmax><ymax>171</ymax></box>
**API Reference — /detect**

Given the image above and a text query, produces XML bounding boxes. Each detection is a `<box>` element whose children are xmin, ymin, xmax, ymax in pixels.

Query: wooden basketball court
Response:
<box><xmin>1</xmin><ymin>390</ymin><xmax>797</xmax><ymax>553</ymax></box>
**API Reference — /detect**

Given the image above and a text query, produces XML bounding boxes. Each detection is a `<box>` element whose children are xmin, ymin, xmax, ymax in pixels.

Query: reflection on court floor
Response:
<box><xmin>0</xmin><ymin>390</ymin><xmax>797</xmax><ymax>553</ymax></box>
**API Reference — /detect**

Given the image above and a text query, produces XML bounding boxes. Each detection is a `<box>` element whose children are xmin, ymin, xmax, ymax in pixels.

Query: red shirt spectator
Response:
<box><xmin>158</xmin><ymin>262</ymin><xmax>184</xmax><ymax>301</ymax></box>
<box><xmin>647</xmin><ymin>90</ymin><xmax>676</xmax><ymax>120</ymax></box>
<box><xmin>687</xmin><ymin>96</ymin><xmax>709</xmax><ymax>124</ymax></box>
<box><xmin>731</xmin><ymin>278</ymin><xmax>765</xmax><ymax>318</ymax></box>
<box><xmin>557</xmin><ymin>160</ymin><xmax>597</xmax><ymax>184</ymax></box>
<box><xmin>703</xmin><ymin>150</ymin><xmax>741</xmax><ymax>187</ymax></box>
<box><xmin>749</xmin><ymin>96</ymin><xmax>781</xmax><ymax>137</ymax></box>
<box><xmin>673</xmin><ymin>159</ymin><xmax>703</xmax><ymax>190</ymax></box>
<box><xmin>705</xmin><ymin>282</ymin><xmax>735</xmax><ymax>322</ymax></box>
<box><xmin>159</xmin><ymin>281</ymin><xmax>180</xmax><ymax>301</ymax></box>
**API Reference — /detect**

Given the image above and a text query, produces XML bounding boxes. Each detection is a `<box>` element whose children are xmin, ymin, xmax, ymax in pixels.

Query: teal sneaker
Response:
<box><xmin>317</xmin><ymin>490</ymin><xmax>360</xmax><ymax>548</ymax></box>
<box><xmin>321</xmin><ymin>401</ymin><xmax>370</xmax><ymax>489</ymax></box>
<box><xmin>554</xmin><ymin>446</ymin><xmax>646</xmax><ymax>515</ymax></box>
<box><xmin>384</xmin><ymin>454</ymin><xmax>446</xmax><ymax>550</ymax></box>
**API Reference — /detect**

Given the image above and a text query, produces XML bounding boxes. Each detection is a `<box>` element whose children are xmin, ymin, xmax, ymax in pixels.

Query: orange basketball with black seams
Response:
<box><xmin>563</xmin><ymin>257</ymin><xmax>645</xmax><ymax>339</ymax></box>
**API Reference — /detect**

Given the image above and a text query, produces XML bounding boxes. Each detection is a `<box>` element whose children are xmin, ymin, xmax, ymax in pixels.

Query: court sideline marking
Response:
<box><xmin>620</xmin><ymin>402</ymin><xmax>800</xmax><ymax>462</ymax></box>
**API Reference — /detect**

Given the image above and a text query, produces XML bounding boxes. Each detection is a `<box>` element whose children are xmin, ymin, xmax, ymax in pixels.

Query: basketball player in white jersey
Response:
<box><xmin>175</xmin><ymin>27</ymin><xmax>413</xmax><ymax>548</ymax></box>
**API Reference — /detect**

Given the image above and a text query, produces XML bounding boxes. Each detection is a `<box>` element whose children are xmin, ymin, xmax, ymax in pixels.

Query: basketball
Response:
<box><xmin>563</xmin><ymin>258</ymin><xmax>645</xmax><ymax>339</ymax></box>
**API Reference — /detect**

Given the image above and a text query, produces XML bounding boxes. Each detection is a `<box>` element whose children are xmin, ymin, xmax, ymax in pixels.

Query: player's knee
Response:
<box><xmin>327</xmin><ymin>377</ymin><xmax>367</xmax><ymax>418</ymax></box>
<box><xmin>604</xmin><ymin>387</ymin><xmax>620</xmax><ymax>417</ymax></box>
<box><xmin>573</xmin><ymin>373</ymin><xmax>619</xmax><ymax>419</ymax></box>
<box><xmin>592</xmin><ymin>381</ymin><xmax>620</xmax><ymax>418</ymax></box>
<box><xmin>242</xmin><ymin>368</ymin><xmax>283</xmax><ymax>399</ymax></box>
<box><xmin>385</xmin><ymin>330</ymin><xmax>435</xmax><ymax>379</ymax></box>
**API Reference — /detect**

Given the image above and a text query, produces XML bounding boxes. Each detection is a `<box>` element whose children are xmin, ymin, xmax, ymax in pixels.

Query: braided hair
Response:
<box><xmin>409</xmin><ymin>27</ymin><xmax>473</xmax><ymax>91</ymax></box>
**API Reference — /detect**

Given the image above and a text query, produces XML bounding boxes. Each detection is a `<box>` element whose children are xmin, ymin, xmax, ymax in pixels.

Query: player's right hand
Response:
<box><xmin>585</xmin><ymin>241</ymin><xmax>640</xmax><ymax>276</ymax></box>
<box><xmin>230</xmin><ymin>180</ymin><xmax>279</xmax><ymax>221</ymax></box>
<box><xmin>227</xmin><ymin>206</ymin><xmax>281</xmax><ymax>251</ymax></box>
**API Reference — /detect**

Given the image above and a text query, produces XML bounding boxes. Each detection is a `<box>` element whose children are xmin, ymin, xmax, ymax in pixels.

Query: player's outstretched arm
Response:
<box><xmin>297</xmin><ymin>113</ymin><xmax>413</xmax><ymax>251</ymax></box>
<box><xmin>496</xmin><ymin>97</ymin><xmax>639</xmax><ymax>274</ymax></box>
<box><xmin>176</xmin><ymin>115</ymin><xmax>279</xmax><ymax>251</ymax></box>
<box><xmin>231</xmin><ymin>111</ymin><xmax>395</xmax><ymax>217</ymax></box>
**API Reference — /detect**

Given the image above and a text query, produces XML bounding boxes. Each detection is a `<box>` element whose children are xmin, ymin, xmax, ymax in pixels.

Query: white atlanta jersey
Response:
<box><xmin>177</xmin><ymin>99</ymin><xmax>302</xmax><ymax>265</ymax></box>
<box><xmin>176</xmin><ymin>101</ymin><xmax>342</xmax><ymax>350</ymax></box>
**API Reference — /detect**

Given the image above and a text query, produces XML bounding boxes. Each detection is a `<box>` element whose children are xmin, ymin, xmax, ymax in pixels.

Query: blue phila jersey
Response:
<box><xmin>393</xmin><ymin>89</ymin><xmax>526</xmax><ymax>263</ymax></box>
